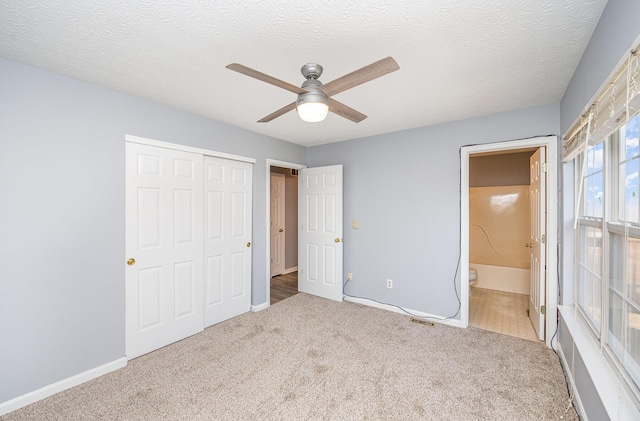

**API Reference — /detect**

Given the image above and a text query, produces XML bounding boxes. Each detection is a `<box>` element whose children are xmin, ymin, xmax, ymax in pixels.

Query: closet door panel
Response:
<box><xmin>125</xmin><ymin>142</ymin><xmax>204</xmax><ymax>359</ymax></box>
<box><xmin>204</xmin><ymin>157</ymin><xmax>252</xmax><ymax>327</ymax></box>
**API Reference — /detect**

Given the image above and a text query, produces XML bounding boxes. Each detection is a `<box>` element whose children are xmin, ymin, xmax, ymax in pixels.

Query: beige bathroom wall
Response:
<box><xmin>469</xmin><ymin>185</ymin><xmax>530</xmax><ymax>269</ymax></box>
<box><xmin>470</xmin><ymin>151</ymin><xmax>533</xmax><ymax>187</ymax></box>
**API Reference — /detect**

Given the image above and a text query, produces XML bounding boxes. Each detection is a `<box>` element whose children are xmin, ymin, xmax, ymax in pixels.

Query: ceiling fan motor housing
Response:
<box><xmin>301</xmin><ymin>63</ymin><xmax>323</xmax><ymax>80</ymax></box>
<box><xmin>297</xmin><ymin>78</ymin><xmax>328</xmax><ymax>107</ymax></box>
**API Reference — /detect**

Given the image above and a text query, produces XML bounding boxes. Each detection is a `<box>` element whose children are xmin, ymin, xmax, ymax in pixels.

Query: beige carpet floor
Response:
<box><xmin>3</xmin><ymin>293</ymin><xmax>577</xmax><ymax>420</ymax></box>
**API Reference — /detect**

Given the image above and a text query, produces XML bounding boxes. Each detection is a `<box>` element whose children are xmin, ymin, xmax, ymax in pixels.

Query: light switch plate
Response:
<box><xmin>353</xmin><ymin>219</ymin><xmax>359</xmax><ymax>229</ymax></box>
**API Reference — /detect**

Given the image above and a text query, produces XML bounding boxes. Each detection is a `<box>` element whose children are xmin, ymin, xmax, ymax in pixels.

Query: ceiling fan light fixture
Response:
<box><xmin>296</xmin><ymin>93</ymin><xmax>329</xmax><ymax>122</ymax></box>
<box><xmin>226</xmin><ymin>57</ymin><xmax>399</xmax><ymax>123</ymax></box>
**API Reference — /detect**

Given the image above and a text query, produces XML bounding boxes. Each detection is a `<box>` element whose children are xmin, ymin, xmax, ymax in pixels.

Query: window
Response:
<box><xmin>606</xmin><ymin>115</ymin><xmax>640</xmax><ymax>390</ymax></box>
<box><xmin>576</xmin><ymin>115</ymin><xmax>640</xmax><ymax>396</ymax></box>
<box><xmin>608</xmin><ymin>224</ymin><xmax>640</xmax><ymax>388</ymax></box>
<box><xmin>564</xmin><ymin>38</ymin><xmax>640</xmax><ymax>410</ymax></box>
<box><xmin>585</xmin><ymin>142</ymin><xmax>605</xmax><ymax>218</ymax></box>
<box><xmin>619</xmin><ymin>116</ymin><xmax>640</xmax><ymax>223</ymax></box>
<box><xmin>576</xmin><ymin>142</ymin><xmax>604</xmax><ymax>333</ymax></box>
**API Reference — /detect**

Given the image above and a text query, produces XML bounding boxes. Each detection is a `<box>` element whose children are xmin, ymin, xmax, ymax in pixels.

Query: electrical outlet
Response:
<box><xmin>386</xmin><ymin>279</ymin><xmax>393</xmax><ymax>289</ymax></box>
<box><xmin>347</xmin><ymin>273</ymin><xmax>353</xmax><ymax>281</ymax></box>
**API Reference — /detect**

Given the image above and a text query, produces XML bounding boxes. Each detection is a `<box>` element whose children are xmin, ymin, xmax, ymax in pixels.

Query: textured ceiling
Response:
<box><xmin>0</xmin><ymin>0</ymin><xmax>607</xmax><ymax>146</ymax></box>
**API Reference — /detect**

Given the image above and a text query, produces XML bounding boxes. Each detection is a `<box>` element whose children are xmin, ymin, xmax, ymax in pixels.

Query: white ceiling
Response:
<box><xmin>0</xmin><ymin>1</ymin><xmax>607</xmax><ymax>147</ymax></box>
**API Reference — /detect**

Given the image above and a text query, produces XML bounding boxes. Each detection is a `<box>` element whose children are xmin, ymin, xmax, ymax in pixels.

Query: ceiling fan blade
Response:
<box><xmin>319</xmin><ymin>57</ymin><xmax>399</xmax><ymax>97</ymax></box>
<box><xmin>258</xmin><ymin>102</ymin><xmax>297</xmax><ymax>123</ymax></box>
<box><xmin>226</xmin><ymin>63</ymin><xmax>307</xmax><ymax>95</ymax></box>
<box><xmin>328</xmin><ymin>98</ymin><xmax>367</xmax><ymax>123</ymax></box>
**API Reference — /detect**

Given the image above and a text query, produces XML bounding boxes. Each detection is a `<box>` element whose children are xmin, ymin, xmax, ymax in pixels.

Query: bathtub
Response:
<box><xmin>469</xmin><ymin>263</ymin><xmax>530</xmax><ymax>295</ymax></box>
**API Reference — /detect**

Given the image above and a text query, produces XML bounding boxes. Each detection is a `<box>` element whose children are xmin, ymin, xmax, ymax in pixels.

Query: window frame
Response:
<box><xmin>604</xmin><ymin>222</ymin><xmax>640</xmax><ymax>399</ymax></box>
<box><xmin>575</xmin><ymin>124</ymin><xmax>640</xmax><ymax>403</ymax></box>
<box><xmin>575</xmin><ymin>217</ymin><xmax>605</xmax><ymax>337</ymax></box>
<box><xmin>617</xmin><ymin>116</ymin><xmax>640</xmax><ymax>224</ymax></box>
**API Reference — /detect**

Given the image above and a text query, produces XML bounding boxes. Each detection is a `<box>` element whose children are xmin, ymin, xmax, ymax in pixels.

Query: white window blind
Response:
<box><xmin>563</xmin><ymin>41</ymin><xmax>640</xmax><ymax>162</ymax></box>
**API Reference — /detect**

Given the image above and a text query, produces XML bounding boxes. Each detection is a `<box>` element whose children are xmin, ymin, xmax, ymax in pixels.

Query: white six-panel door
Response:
<box><xmin>529</xmin><ymin>147</ymin><xmax>546</xmax><ymax>341</ymax></box>
<box><xmin>204</xmin><ymin>156</ymin><xmax>252</xmax><ymax>327</ymax></box>
<box><xmin>270</xmin><ymin>173</ymin><xmax>286</xmax><ymax>277</ymax></box>
<box><xmin>125</xmin><ymin>142</ymin><xmax>204</xmax><ymax>359</ymax></box>
<box><xmin>299</xmin><ymin>165</ymin><xmax>343</xmax><ymax>302</ymax></box>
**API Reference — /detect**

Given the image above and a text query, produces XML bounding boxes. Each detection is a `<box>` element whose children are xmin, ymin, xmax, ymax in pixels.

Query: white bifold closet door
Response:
<box><xmin>125</xmin><ymin>142</ymin><xmax>204</xmax><ymax>360</ymax></box>
<box><xmin>126</xmin><ymin>142</ymin><xmax>253</xmax><ymax>359</ymax></box>
<box><xmin>203</xmin><ymin>156</ymin><xmax>252</xmax><ymax>327</ymax></box>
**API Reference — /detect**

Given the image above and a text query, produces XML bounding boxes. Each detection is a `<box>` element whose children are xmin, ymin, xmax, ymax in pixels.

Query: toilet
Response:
<box><xmin>469</xmin><ymin>267</ymin><xmax>478</xmax><ymax>287</ymax></box>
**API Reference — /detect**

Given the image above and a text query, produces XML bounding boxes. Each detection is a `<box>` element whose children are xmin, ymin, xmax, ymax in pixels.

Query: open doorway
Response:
<box><xmin>265</xmin><ymin>161</ymin><xmax>345</xmax><ymax>307</ymax></box>
<box><xmin>266</xmin><ymin>159</ymin><xmax>306</xmax><ymax>306</ymax></box>
<box><xmin>269</xmin><ymin>166</ymin><xmax>300</xmax><ymax>304</ymax></box>
<box><xmin>467</xmin><ymin>148</ymin><xmax>539</xmax><ymax>341</ymax></box>
<box><xmin>460</xmin><ymin>136</ymin><xmax>558</xmax><ymax>348</ymax></box>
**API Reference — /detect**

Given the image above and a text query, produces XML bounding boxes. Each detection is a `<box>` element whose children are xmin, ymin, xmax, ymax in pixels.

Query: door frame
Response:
<box><xmin>126</xmin><ymin>135</ymin><xmax>256</xmax><ymax>165</ymax></box>
<box><xmin>265</xmin><ymin>159</ymin><xmax>306</xmax><ymax>306</ymax></box>
<box><xmin>460</xmin><ymin>135</ymin><xmax>558</xmax><ymax>347</ymax></box>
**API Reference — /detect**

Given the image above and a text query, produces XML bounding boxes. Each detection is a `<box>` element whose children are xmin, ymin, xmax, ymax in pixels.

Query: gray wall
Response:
<box><xmin>307</xmin><ymin>103</ymin><xmax>560</xmax><ymax>317</ymax></box>
<box><xmin>558</xmin><ymin>313</ymin><xmax>608</xmax><ymax>420</ymax></box>
<box><xmin>0</xmin><ymin>57</ymin><xmax>305</xmax><ymax>403</ymax></box>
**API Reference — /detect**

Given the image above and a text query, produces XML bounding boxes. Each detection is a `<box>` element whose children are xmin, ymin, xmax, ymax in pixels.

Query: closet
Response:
<box><xmin>125</xmin><ymin>138</ymin><xmax>253</xmax><ymax>359</ymax></box>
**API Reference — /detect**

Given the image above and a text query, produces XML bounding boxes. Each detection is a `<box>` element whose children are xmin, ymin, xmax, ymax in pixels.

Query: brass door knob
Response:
<box><xmin>279</xmin><ymin>228</ymin><xmax>283</xmax><ymax>232</ymax></box>
<box><xmin>246</xmin><ymin>242</ymin><xmax>251</xmax><ymax>248</ymax></box>
<box><xmin>335</xmin><ymin>238</ymin><xmax>341</xmax><ymax>243</ymax></box>
<box><xmin>127</xmin><ymin>258</ymin><xmax>136</xmax><ymax>266</ymax></box>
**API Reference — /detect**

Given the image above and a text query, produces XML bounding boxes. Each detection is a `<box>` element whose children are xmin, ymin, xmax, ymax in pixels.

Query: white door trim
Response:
<box><xmin>264</xmin><ymin>159</ymin><xmax>306</xmax><ymax>308</ymax></box>
<box><xmin>460</xmin><ymin>136</ymin><xmax>558</xmax><ymax>347</ymax></box>
<box><xmin>125</xmin><ymin>135</ymin><xmax>256</xmax><ymax>164</ymax></box>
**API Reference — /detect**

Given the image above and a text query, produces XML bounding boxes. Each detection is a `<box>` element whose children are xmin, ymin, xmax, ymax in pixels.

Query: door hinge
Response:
<box><xmin>541</xmin><ymin>305</ymin><xmax>546</xmax><ymax>315</ymax></box>
<box><xmin>541</xmin><ymin>163</ymin><xmax>548</xmax><ymax>173</ymax></box>
<box><xmin>541</xmin><ymin>234</ymin><xmax>546</xmax><ymax>244</ymax></box>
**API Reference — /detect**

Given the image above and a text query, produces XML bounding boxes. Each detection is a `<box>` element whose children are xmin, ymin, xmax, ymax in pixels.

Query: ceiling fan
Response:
<box><xmin>226</xmin><ymin>57</ymin><xmax>399</xmax><ymax>123</ymax></box>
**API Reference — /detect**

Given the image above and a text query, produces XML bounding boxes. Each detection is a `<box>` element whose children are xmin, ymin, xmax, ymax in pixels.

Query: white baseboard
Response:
<box><xmin>250</xmin><ymin>302</ymin><xmax>269</xmax><ymax>312</ymax></box>
<box><xmin>343</xmin><ymin>296</ymin><xmax>462</xmax><ymax>328</ymax></box>
<box><xmin>283</xmin><ymin>266</ymin><xmax>298</xmax><ymax>275</ymax></box>
<box><xmin>0</xmin><ymin>357</ymin><xmax>127</xmax><ymax>416</ymax></box>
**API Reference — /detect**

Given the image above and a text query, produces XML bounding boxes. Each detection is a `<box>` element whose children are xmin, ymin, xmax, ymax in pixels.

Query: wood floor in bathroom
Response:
<box><xmin>469</xmin><ymin>287</ymin><xmax>539</xmax><ymax>342</ymax></box>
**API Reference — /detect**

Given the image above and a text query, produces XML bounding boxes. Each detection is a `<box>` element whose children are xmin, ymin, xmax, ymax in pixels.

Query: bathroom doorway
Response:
<box><xmin>460</xmin><ymin>136</ymin><xmax>558</xmax><ymax>347</ymax></box>
<box><xmin>467</xmin><ymin>147</ymin><xmax>538</xmax><ymax>341</ymax></box>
